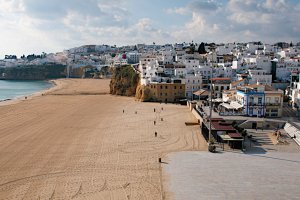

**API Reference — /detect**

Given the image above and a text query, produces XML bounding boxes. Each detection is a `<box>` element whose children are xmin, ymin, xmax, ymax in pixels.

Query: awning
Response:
<box><xmin>220</xmin><ymin>103</ymin><xmax>234</xmax><ymax>110</ymax></box>
<box><xmin>230</xmin><ymin>101</ymin><xmax>243</xmax><ymax>109</ymax></box>
<box><xmin>193</xmin><ymin>89</ymin><xmax>209</xmax><ymax>96</ymax></box>
<box><xmin>212</xmin><ymin>98</ymin><xmax>223</xmax><ymax>102</ymax></box>
<box><xmin>220</xmin><ymin>102</ymin><xmax>243</xmax><ymax>110</ymax></box>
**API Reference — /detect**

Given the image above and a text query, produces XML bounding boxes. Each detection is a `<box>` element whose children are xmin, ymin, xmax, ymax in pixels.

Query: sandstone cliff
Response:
<box><xmin>109</xmin><ymin>65</ymin><xmax>139</xmax><ymax>96</ymax></box>
<box><xmin>135</xmin><ymin>84</ymin><xmax>157</xmax><ymax>102</ymax></box>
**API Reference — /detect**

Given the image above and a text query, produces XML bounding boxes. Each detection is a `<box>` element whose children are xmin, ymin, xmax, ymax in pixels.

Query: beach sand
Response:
<box><xmin>0</xmin><ymin>78</ymin><xmax>206</xmax><ymax>200</ymax></box>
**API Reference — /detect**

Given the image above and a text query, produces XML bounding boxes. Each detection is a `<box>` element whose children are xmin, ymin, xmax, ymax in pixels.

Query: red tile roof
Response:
<box><xmin>211</xmin><ymin>121</ymin><xmax>236</xmax><ymax>131</ymax></box>
<box><xmin>228</xmin><ymin>133</ymin><xmax>242</xmax><ymax>138</ymax></box>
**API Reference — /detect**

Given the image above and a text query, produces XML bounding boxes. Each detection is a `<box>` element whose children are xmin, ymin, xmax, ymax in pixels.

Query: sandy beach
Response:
<box><xmin>0</xmin><ymin>78</ymin><xmax>206</xmax><ymax>199</ymax></box>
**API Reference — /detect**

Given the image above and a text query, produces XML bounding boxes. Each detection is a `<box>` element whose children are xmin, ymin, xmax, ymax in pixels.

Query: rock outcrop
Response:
<box><xmin>135</xmin><ymin>84</ymin><xmax>157</xmax><ymax>102</ymax></box>
<box><xmin>109</xmin><ymin>65</ymin><xmax>139</xmax><ymax>96</ymax></box>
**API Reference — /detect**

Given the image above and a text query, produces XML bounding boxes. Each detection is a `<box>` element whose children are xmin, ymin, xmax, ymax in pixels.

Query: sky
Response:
<box><xmin>0</xmin><ymin>0</ymin><xmax>300</xmax><ymax>58</ymax></box>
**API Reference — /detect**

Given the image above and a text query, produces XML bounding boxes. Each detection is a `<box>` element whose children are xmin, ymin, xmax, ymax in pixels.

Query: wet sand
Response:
<box><xmin>0</xmin><ymin>78</ymin><xmax>206</xmax><ymax>199</ymax></box>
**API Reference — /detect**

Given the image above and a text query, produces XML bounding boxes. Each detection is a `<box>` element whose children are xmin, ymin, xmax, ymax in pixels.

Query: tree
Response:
<box><xmin>198</xmin><ymin>42</ymin><xmax>207</xmax><ymax>54</ymax></box>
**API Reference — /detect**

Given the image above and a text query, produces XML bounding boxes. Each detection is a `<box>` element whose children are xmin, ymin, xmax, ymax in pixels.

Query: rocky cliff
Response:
<box><xmin>0</xmin><ymin>64</ymin><xmax>66</xmax><ymax>80</ymax></box>
<box><xmin>109</xmin><ymin>65</ymin><xmax>139</xmax><ymax>96</ymax></box>
<box><xmin>135</xmin><ymin>84</ymin><xmax>157</xmax><ymax>102</ymax></box>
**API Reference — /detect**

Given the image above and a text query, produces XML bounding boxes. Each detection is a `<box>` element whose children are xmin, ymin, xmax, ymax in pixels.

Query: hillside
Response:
<box><xmin>0</xmin><ymin>64</ymin><xmax>66</xmax><ymax>80</ymax></box>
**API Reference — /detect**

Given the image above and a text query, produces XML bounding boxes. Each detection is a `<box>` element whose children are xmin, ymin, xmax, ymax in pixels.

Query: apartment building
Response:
<box><xmin>147</xmin><ymin>82</ymin><xmax>185</xmax><ymax>102</ymax></box>
<box><xmin>220</xmin><ymin>84</ymin><xmax>283</xmax><ymax>117</ymax></box>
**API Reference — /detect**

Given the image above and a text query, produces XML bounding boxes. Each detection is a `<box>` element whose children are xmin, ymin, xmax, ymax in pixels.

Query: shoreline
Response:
<box><xmin>0</xmin><ymin>79</ymin><xmax>61</xmax><ymax>106</ymax></box>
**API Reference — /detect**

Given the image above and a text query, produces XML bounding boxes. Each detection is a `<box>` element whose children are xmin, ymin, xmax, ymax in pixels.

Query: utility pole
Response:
<box><xmin>208</xmin><ymin>77</ymin><xmax>213</xmax><ymax>150</ymax></box>
<box><xmin>208</xmin><ymin>44</ymin><xmax>216</xmax><ymax>152</ymax></box>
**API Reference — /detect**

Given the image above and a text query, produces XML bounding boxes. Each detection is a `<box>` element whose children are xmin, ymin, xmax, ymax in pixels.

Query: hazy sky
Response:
<box><xmin>0</xmin><ymin>0</ymin><xmax>300</xmax><ymax>58</ymax></box>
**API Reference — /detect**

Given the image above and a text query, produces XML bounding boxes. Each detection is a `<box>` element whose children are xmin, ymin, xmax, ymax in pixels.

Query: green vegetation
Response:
<box><xmin>0</xmin><ymin>64</ymin><xmax>66</xmax><ymax>80</ymax></box>
<box><xmin>198</xmin><ymin>42</ymin><xmax>207</xmax><ymax>54</ymax></box>
<box><xmin>109</xmin><ymin>65</ymin><xmax>139</xmax><ymax>96</ymax></box>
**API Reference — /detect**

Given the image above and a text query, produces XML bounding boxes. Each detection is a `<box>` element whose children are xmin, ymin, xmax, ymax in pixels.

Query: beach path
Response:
<box><xmin>0</xmin><ymin>79</ymin><xmax>206</xmax><ymax>200</ymax></box>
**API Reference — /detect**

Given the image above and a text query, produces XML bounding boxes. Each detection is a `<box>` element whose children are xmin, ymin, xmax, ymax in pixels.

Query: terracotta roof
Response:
<box><xmin>228</xmin><ymin>133</ymin><xmax>242</xmax><ymax>138</ymax></box>
<box><xmin>193</xmin><ymin>89</ymin><xmax>209</xmax><ymax>96</ymax></box>
<box><xmin>264</xmin><ymin>84</ymin><xmax>276</xmax><ymax>91</ymax></box>
<box><xmin>211</xmin><ymin>121</ymin><xmax>236</xmax><ymax>131</ymax></box>
<box><xmin>207</xmin><ymin>118</ymin><xmax>224</xmax><ymax>122</ymax></box>
<box><xmin>231</xmin><ymin>79</ymin><xmax>245</xmax><ymax>86</ymax></box>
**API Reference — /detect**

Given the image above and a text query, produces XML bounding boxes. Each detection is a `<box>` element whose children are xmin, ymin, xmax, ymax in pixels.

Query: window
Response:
<box><xmin>174</xmin><ymin>86</ymin><xmax>177</xmax><ymax>89</ymax></box>
<box><xmin>249</xmin><ymin>96</ymin><xmax>254</xmax><ymax>103</ymax></box>
<box><xmin>180</xmin><ymin>86</ymin><xmax>182</xmax><ymax>89</ymax></box>
<box><xmin>160</xmin><ymin>86</ymin><xmax>162</xmax><ymax>89</ymax></box>
<box><xmin>271</xmin><ymin>113</ymin><xmax>278</xmax><ymax>117</ymax></box>
<box><xmin>160</xmin><ymin>93</ymin><xmax>162</xmax><ymax>96</ymax></box>
<box><xmin>258</xmin><ymin>97</ymin><xmax>262</xmax><ymax>104</ymax></box>
<box><xmin>165</xmin><ymin>93</ymin><xmax>167</xmax><ymax>96</ymax></box>
<box><xmin>165</xmin><ymin>86</ymin><xmax>168</xmax><ymax>89</ymax></box>
<box><xmin>275</xmin><ymin>97</ymin><xmax>279</xmax><ymax>103</ymax></box>
<box><xmin>193</xmin><ymin>80</ymin><xmax>195</xmax><ymax>83</ymax></box>
<box><xmin>249</xmin><ymin>108</ymin><xmax>253</xmax><ymax>115</ymax></box>
<box><xmin>266</xmin><ymin>97</ymin><xmax>270</xmax><ymax>103</ymax></box>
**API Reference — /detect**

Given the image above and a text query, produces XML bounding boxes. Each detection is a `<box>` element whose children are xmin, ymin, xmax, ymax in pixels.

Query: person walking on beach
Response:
<box><xmin>123</xmin><ymin>109</ymin><xmax>125</xmax><ymax>114</ymax></box>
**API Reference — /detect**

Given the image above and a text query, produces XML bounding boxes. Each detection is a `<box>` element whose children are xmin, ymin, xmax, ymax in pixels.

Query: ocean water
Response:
<box><xmin>0</xmin><ymin>80</ymin><xmax>53</xmax><ymax>101</ymax></box>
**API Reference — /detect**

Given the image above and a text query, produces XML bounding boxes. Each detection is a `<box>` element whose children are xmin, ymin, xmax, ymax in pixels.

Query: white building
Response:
<box><xmin>248</xmin><ymin>69</ymin><xmax>272</xmax><ymax>85</ymax></box>
<box><xmin>185</xmin><ymin>73</ymin><xmax>202</xmax><ymax>99</ymax></box>
<box><xmin>127</xmin><ymin>52</ymin><xmax>141</xmax><ymax>64</ymax></box>
<box><xmin>161</xmin><ymin>50</ymin><xmax>175</xmax><ymax>65</ymax></box>
<box><xmin>256</xmin><ymin>56</ymin><xmax>271</xmax><ymax>73</ymax></box>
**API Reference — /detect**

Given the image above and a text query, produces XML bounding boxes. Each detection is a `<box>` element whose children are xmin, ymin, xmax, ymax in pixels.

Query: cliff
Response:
<box><xmin>135</xmin><ymin>84</ymin><xmax>157</xmax><ymax>102</ymax></box>
<box><xmin>0</xmin><ymin>64</ymin><xmax>66</xmax><ymax>80</ymax></box>
<box><xmin>109</xmin><ymin>65</ymin><xmax>139</xmax><ymax>96</ymax></box>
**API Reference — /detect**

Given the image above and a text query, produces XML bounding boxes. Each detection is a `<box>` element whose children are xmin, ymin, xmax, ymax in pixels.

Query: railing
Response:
<box><xmin>247</xmin><ymin>103</ymin><xmax>281</xmax><ymax>106</ymax></box>
<box><xmin>265</xmin><ymin>103</ymin><xmax>280</xmax><ymax>106</ymax></box>
<box><xmin>219</xmin><ymin>112</ymin><xmax>245</xmax><ymax>116</ymax></box>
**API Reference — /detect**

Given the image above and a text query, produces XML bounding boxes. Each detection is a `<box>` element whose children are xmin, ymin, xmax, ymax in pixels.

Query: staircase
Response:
<box><xmin>284</xmin><ymin>122</ymin><xmax>300</xmax><ymax>146</ymax></box>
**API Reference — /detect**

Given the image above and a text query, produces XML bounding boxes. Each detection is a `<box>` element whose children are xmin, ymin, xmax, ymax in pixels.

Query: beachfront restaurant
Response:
<box><xmin>201</xmin><ymin>118</ymin><xmax>243</xmax><ymax>149</ymax></box>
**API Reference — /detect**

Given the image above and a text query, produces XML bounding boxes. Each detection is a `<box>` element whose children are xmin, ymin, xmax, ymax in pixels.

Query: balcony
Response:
<box><xmin>265</xmin><ymin>103</ymin><xmax>281</xmax><ymax>106</ymax></box>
